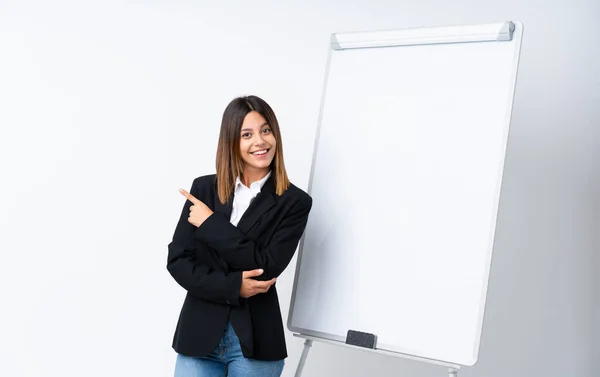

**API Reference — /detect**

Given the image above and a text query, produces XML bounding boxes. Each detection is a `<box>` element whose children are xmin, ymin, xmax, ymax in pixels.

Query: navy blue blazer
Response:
<box><xmin>167</xmin><ymin>173</ymin><xmax>312</xmax><ymax>361</ymax></box>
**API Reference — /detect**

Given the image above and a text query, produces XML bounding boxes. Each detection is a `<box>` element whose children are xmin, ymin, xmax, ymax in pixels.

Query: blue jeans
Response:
<box><xmin>174</xmin><ymin>322</ymin><xmax>285</xmax><ymax>377</ymax></box>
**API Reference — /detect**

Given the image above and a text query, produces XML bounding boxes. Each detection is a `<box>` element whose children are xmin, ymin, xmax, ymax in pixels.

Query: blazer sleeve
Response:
<box><xmin>166</xmin><ymin>178</ymin><xmax>242</xmax><ymax>306</ymax></box>
<box><xmin>194</xmin><ymin>194</ymin><xmax>312</xmax><ymax>281</ymax></box>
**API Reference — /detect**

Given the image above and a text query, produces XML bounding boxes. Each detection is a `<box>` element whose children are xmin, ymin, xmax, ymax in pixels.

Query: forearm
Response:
<box><xmin>194</xmin><ymin>198</ymin><xmax>312</xmax><ymax>280</ymax></box>
<box><xmin>195</xmin><ymin>216</ymin><xmax>285</xmax><ymax>278</ymax></box>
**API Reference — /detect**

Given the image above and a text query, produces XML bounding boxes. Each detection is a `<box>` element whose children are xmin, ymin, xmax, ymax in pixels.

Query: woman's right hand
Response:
<box><xmin>240</xmin><ymin>269</ymin><xmax>277</xmax><ymax>298</ymax></box>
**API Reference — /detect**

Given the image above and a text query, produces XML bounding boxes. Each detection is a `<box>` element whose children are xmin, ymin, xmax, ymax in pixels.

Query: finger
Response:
<box><xmin>254</xmin><ymin>280</ymin><xmax>274</xmax><ymax>290</ymax></box>
<box><xmin>253</xmin><ymin>285</ymin><xmax>268</xmax><ymax>294</ymax></box>
<box><xmin>243</xmin><ymin>269</ymin><xmax>264</xmax><ymax>279</ymax></box>
<box><xmin>179</xmin><ymin>188</ymin><xmax>201</xmax><ymax>205</ymax></box>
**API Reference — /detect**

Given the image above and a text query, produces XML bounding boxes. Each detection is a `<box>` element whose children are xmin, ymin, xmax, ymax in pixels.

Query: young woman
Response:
<box><xmin>167</xmin><ymin>95</ymin><xmax>312</xmax><ymax>377</ymax></box>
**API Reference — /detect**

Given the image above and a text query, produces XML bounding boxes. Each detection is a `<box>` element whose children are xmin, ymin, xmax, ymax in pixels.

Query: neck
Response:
<box><xmin>241</xmin><ymin>167</ymin><xmax>270</xmax><ymax>187</ymax></box>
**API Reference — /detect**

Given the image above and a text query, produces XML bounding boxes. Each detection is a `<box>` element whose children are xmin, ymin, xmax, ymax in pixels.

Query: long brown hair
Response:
<box><xmin>215</xmin><ymin>95</ymin><xmax>290</xmax><ymax>204</ymax></box>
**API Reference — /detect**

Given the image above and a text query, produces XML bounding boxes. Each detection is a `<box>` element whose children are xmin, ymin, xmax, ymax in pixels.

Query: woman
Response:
<box><xmin>167</xmin><ymin>95</ymin><xmax>312</xmax><ymax>377</ymax></box>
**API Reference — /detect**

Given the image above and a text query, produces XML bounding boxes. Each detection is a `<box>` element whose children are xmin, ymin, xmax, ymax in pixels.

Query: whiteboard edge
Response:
<box><xmin>467</xmin><ymin>20</ymin><xmax>525</xmax><ymax>366</ymax></box>
<box><xmin>330</xmin><ymin>21</ymin><xmax>515</xmax><ymax>50</ymax></box>
<box><xmin>292</xmin><ymin>333</ymin><xmax>463</xmax><ymax>369</ymax></box>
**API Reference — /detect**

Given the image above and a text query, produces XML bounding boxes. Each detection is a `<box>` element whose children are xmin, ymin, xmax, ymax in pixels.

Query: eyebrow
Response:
<box><xmin>240</xmin><ymin>122</ymin><xmax>269</xmax><ymax>133</ymax></box>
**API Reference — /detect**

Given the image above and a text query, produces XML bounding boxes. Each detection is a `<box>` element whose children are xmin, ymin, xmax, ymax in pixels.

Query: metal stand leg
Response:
<box><xmin>294</xmin><ymin>339</ymin><xmax>313</xmax><ymax>377</ymax></box>
<box><xmin>449</xmin><ymin>368</ymin><xmax>458</xmax><ymax>377</ymax></box>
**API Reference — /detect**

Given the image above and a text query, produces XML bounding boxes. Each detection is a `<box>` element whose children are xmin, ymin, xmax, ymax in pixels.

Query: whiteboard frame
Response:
<box><xmin>287</xmin><ymin>21</ymin><xmax>524</xmax><ymax>368</ymax></box>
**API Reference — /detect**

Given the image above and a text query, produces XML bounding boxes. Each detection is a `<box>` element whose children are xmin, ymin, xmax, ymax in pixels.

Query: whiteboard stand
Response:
<box><xmin>292</xmin><ymin>334</ymin><xmax>461</xmax><ymax>377</ymax></box>
<box><xmin>293</xmin><ymin>338</ymin><xmax>313</xmax><ymax>377</ymax></box>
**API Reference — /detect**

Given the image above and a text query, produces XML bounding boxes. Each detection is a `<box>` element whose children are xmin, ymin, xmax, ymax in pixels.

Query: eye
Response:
<box><xmin>241</xmin><ymin>132</ymin><xmax>251</xmax><ymax>138</ymax></box>
<box><xmin>262</xmin><ymin>128</ymin><xmax>271</xmax><ymax>134</ymax></box>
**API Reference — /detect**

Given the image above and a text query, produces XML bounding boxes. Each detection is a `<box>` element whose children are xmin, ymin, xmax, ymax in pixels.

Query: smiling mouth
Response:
<box><xmin>250</xmin><ymin>149</ymin><xmax>269</xmax><ymax>155</ymax></box>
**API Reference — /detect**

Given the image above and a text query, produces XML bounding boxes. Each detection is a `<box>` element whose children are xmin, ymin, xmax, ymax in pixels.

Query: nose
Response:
<box><xmin>254</xmin><ymin>132</ymin><xmax>267</xmax><ymax>145</ymax></box>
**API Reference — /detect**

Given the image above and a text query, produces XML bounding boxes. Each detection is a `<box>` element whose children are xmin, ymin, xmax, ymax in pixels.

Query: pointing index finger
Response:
<box><xmin>179</xmin><ymin>188</ymin><xmax>200</xmax><ymax>205</ymax></box>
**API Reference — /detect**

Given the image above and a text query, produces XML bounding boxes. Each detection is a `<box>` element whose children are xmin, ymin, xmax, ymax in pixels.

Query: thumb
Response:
<box><xmin>243</xmin><ymin>269</ymin><xmax>264</xmax><ymax>278</ymax></box>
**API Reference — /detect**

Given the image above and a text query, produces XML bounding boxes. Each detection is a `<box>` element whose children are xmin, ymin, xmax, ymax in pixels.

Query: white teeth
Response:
<box><xmin>252</xmin><ymin>149</ymin><xmax>267</xmax><ymax>155</ymax></box>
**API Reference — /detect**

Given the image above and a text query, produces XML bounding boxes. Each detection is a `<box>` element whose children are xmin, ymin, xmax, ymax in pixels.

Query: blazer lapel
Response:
<box><xmin>236</xmin><ymin>175</ymin><xmax>277</xmax><ymax>234</ymax></box>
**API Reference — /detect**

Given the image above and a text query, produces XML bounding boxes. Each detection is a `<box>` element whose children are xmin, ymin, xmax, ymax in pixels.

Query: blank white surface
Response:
<box><xmin>289</xmin><ymin>28</ymin><xmax>522</xmax><ymax>366</ymax></box>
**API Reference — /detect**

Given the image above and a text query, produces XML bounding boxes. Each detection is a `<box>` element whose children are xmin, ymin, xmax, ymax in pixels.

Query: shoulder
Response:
<box><xmin>192</xmin><ymin>174</ymin><xmax>217</xmax><ymax>188</ymax></box>
<box><xmin>281</xmin><ymin>182</ymin><xmax>312</xmax><ymax>210</ymax></box>
<box><xmin>189</xmin><ymin>174</ymin><xmax>217</xmax><ymax>200</ymax></box>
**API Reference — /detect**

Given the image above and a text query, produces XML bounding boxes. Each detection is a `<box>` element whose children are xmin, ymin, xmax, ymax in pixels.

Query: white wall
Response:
<box><xmin>594</xmin><ymin>260</ymin><xmax>598</xmax><ymax>374</ymax></box>
<box><xmin>590</xmin><ymin>228</ymin><xmax>600</xmax><ymax>374</ymax></box>
<box><xmin>0</xmin><ymin>1</ymin><xmax>597</xmax><ymax>377</ymax></box>
<box><xmin>593</xmin><ymin>145</ymin><xmax>600</xmax><ymax>374</ymax></box>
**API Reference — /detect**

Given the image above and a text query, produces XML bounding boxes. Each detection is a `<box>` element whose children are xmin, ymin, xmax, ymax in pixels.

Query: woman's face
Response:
<box><xmin>239</xmin><ymin>111</ymin><xmax>277</xmax><ymax>176</ymax></box>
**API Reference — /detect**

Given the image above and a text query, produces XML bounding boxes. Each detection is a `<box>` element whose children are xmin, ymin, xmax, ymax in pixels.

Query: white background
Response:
<box><xmin>0</xmin><ymin>1</ymin><xmax>597</xmax><ymax>377</ymax></box>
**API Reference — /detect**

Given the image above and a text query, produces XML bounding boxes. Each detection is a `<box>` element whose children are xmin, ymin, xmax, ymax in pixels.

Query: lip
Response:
<box><xmin>250</xmin><ymin>148</ymin><xmax>270</xmax><ymax>157</ymax></box>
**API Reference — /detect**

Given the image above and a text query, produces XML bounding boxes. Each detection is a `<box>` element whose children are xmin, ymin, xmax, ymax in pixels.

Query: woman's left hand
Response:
<box><xmin>179</xmin><ymin>188</ymin><xmax>214</xmax><ymax>227</ymax></box>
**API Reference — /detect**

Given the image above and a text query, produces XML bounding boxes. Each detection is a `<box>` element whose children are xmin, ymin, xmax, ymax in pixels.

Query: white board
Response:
<box><xmin>288</xmin><ymin>21</ymin><xmax>524</xmax><ymax>367</ymax></box>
